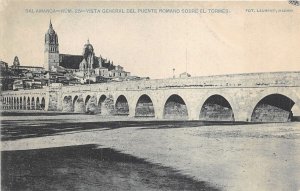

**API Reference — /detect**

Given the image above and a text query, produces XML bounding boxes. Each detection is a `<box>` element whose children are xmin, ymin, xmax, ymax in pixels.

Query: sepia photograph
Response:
<box><xmin>0</xmin><ymin>1</ymin><xmax>300</xmax><ymax>190</ymax></box>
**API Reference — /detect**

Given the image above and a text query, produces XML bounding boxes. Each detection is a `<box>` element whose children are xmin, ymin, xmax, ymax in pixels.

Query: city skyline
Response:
<box><xmin>1</xmin><ymin>1</ymin><xmax>300</xmax><ymax>79</ymax></box>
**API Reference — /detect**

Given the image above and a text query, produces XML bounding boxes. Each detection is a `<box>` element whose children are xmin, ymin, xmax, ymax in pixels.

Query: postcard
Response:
<box><xmin>1</xmin><ymin>1</ymin><xmax>299</xmax><ymax>191</ymax></box>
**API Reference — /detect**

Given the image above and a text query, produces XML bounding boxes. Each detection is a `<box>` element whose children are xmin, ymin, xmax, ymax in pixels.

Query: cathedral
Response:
<box><xmin>44</xmin><ymin>20</ymin><xmax>130</xmax><ymax>82</ymax></box>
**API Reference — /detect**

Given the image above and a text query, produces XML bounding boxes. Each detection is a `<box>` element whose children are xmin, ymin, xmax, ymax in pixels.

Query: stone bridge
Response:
<box><xmin>1</xmin><ymin>72</ymin><xmax>300</xmax><ymax>122</ymax></box>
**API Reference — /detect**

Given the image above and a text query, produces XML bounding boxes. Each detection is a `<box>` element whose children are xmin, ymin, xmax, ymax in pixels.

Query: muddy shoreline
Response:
<box><xmin>2</xmin><ymin>114</ymin><xmax>300</xmax><ymax>191</ymax></box>
<box><xmin>2</xmin><ymin>144</ymin><xmax>219</xmax><ymax>191</ymax></box>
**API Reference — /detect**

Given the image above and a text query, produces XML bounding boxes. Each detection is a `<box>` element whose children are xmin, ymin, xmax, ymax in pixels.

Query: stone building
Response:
<box><xmin>12</xmin><ymin>56</ymin><xmax>20</xmax><ymax>68</ymax></box>
<box><xmin>44</xmin><ymin>20</ymin><xmax>131</xmax><ymax>83</ymax></box>
<box><xmin>44</xmin><ymin>20</ymin><xmax>59</xmax><ymax>71</ymax></box>
<box><xmin>11</xmin><ymin>56</ymin><xmax>44</xmax><ymax>72</ymax></box>
<box><xmin>0</xmin><ymin>60</ymin><xmax>8</xmax><ymax>72</ymax></box>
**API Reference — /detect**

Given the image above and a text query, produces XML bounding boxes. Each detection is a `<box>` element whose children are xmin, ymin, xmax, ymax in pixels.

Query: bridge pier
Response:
<box><xmin>188</xmin><ymin>106</ymin><xmax>200</xmax><ymax>120</ymax></box>
<box><xmin>155</xmin><ymin>107</ymin><xmax>164</xmax><ymax>120</ymax></box>
<box><xmin>234</xmin><ymin>111</ymin><xmax>250</xmax><ymax>122</ymax></box>
<box><xmin>128</xmin><ymin>105</ymin><xmax>135</xmax><ymax>118</ymax></box>
<box><xmin>1</xmin><ymin>72</ymin><xmax>299</xmax><ymax>123</ymax></box>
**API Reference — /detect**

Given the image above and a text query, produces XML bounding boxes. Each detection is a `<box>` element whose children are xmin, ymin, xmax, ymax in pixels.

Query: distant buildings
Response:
<box><xmin>0</xmin><ymin>56</ymin><xmax>49</xmax><ymax>91</ymax></box>
<box><xmin>44</xmin><ymin>20</ymin><xmax>131</xmax><ymax>84</ymax></box>
<box><xmin>1</xmin><ymin>20</ymin><xmax>144</xmax><ymax>91</ymax></box>
<box><xmin>179</xmin><ymin>72</ymin><xmax>191</xmax><ymax>78</ymax></box>
<box><xmin>0</xmin><ymin>60</ymin><xmax>8</xmax><ymax>72</ymax></box>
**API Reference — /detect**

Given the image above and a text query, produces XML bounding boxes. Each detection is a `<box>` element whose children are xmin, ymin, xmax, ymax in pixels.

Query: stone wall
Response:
<box><xmin>62</xmin><ymin>96</ymin><xmax>73</xmax><ymax>112</ymax></box>
<box><xmin>251</xmin><ymin>104</ymin><xmax>292</xmax><ymax>122</ymax></box>
<box><xmin>74</xmin><ymin>97</ymin><xmax>85</xmax><ymax>113</ymax></box>
<box><xmin>135</xmin><ymin>103</ymin><xmax>155</xmax><ymax>117</ymax></box>
<box><xmin>199</xmin><ymin>103</ymin><xmax>234</xmax><ymax>121</ymax></box>
<box><xmin>164</xmin><ymin>102</ymin><xmax>188</xmax><ymax>119</ymax></box>
<box><xmin>115</xmin><ymin>102</ymin><xmax>129</xmax><ymax>115</ymax></box>
<box><xmin>48</xmin><ymin>92</ymin><xmax>59</xmax><ymax>111</ymax></box>
<box><xmin>1</xmin><ymin>72</ymin><xmax>299</xmax><ymax>122</ymax></box>
<box><xmin>61</xmin><ymin>71</ymin><xmax>300</xmax><ymax>94</ymax></box>
<box><xmin>99</xmin><ymin>96</ymin><xmax>114</xmax><ymax>115</ymax></box>
<box><xmin>86</xmin><ymin>96</ymin><xmax>99</xmax><ymax>114</ymax></box>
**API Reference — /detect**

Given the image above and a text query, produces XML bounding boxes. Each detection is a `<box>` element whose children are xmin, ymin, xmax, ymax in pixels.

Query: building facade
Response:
<box><xmin>44</xmin><ymin>20</ymin><xmax>60</xmax><ymax>71</ymax></box>
<box><xmin>44</xmin><ymin>20</ymin><xmax>131</xmax><ymax>83</ymax></box>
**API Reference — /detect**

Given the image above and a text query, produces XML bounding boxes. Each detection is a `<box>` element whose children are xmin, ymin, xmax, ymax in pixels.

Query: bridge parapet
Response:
<box><xmin>0</xmin><ymin>88</ymin><xmax>49</xmax><ymax>111</ymax></box>
<box><xmin>0</xmin><ymin>88</ymin><xmax>48</xmax><ymax>97</ymax></box>
<box><xmin>1</xmin><ymin>72</ymin><xmax>299</xmax><ymax>122</ymax></box>
<box><xmin>61</xmin><ymin>71</ymin><xmax>300</xmax><ymax>93</ymax></box>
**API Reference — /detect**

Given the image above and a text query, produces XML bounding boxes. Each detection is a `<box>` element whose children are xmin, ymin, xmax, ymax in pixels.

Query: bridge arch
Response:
<box><xmin>98</xmin><ymin>95</ymin><xmax>107</xmax><ymax>115</ymax></box>
<box><xmin>115</xmin><ymin>95</ymin><xmax>129</xmax><ymax>116</ymax></box>
<box><xmin>62</xmin><ymin>96</ymin><xmax>73</xmax><ymax>112</ymax></box>
<box><xmin>74</xmin><ymin>95</ymin><xmax>85</xmax><ymax>113</ymax></box>
<box><xmin>98</xmin><ymin>95</ymin><xmax>107</xmax><ymax>111</ymax></box>
<box><xmin>11</xmin><ymin>97</ymin><xmax>13</xmax><ymax>109</ymax></box>
<box><xmin>13</xmin><ymin>97</ymin><xmax>16</xmax><ymax>109</ymax></box>
<box><xmin>73</xmin><ymin>95</ymin><xmax>79</xmax><ymax>105</ymax></box>
<box><xmin>41</xmin><ymin>97</ymin><xmax>45</xmax><ymax>110</ymax></box>
<box><xmin>199</xmin><ymin>94</ymin><xmax>235</xmax><ymax>121</ymax></box>
<box><xmin>251</xmin><ymin>93</ymin><xmax>295</xmax><ymax>122</ymax></box>
<box><xmin>23</xmin><ymin>96</ymin><xmax>26</xmax><ymax>110</ymax></box>
<box><xmin>6</xmin><ymin>97</ymin><xmax>9</xmax><ymax>109</ymax></box>
<box><xmin>14</xmin><ymin>97</ymin><xmax>17</xmax><ymax>109</ymax></box>
<box><xmin>12</xmin><ymin>97</ymin><xmax>14</xmax><ymax>109</ymax></box>
<box><xmin>85</xmin><ymin>95</ymin><xmax>91</xmax><ymax>105</ymax></box>
<box><xmin>19</xmin><ymin>97</ymin><xmax>23</xmax><ymax>110</ymax></box>
<box><xmin>31</xmin><ymin>97</ymin><xmax>35</xmax><ymax>110</ymax></box>
<box><xmin>85</xmin><ymin>95</ymin><xmax>98</xmax><ymax>114</ymax></box>
<box><xmin>2</xmin><ymin>97</ymin><xmax>5</xmax><ymax>109</ymax></box>
<box><xmin>163</xmin><ymin>94</ymin><xmax>188</xmax><ymax>119</ymax></box>
<box><xmin>6</xmin><ymin>98</ymin><xmax>9</xmax><ymax>109</ymax></box>
<box><xmin>135</xmin><ymin>94</ymin><xmax>155</xmax><ymax>118</ymax></box>
<box><xmin>27</xmin><ymin>97</ymin><xmax>30</xmax><ymax>110</ymax></box>
<box><xmin>97</xmin><ymin>95</ymin><xmax>111</xmax><ymax>115</ymax></box>
<box><xmin>36</xmin><ymin>97</ymin><xmax>41</xmax><ymax>110</ymax></box>
<box><xmin>16</xmin><ymin>97</ymin><xmax>20</xmax><ymax>109</ymax></box>
<box><xmin>6</xmin><ymin>97</ymin><xmax>8</xmax><ymax>108</ymax></box>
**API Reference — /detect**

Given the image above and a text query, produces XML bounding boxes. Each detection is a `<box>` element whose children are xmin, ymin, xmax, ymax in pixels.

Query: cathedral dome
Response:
<box><xmin>83</xmin><ymin>39</ymin><xmax>94</xmax><ymax>52</ymax></box>
<box><xmin>82</xmin><ymin>39</ymin><xmax>94</xmax><ymax>58</ymax></box>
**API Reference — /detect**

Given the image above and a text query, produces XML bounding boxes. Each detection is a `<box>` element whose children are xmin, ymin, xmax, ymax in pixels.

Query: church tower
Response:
<box><xmin>44</xmin><ymin>20</ymin><xmax>59</xmax><ymax>71</ymax></box>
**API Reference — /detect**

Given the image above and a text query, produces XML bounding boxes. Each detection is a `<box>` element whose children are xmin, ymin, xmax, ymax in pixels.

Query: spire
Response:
<box><xmin>47</xmin><ymin>19</ymin><xmax>55</xmax><ymax>35</ymax></box>
<box><xmin>49</xmin><ymin>19</ymin><xmax>53</xmax><ymax>29</ymax></box>
<box><xmin>87</xmin><ymin>38</ymin><xmax>90</xmax><ymax>44</ymax></box>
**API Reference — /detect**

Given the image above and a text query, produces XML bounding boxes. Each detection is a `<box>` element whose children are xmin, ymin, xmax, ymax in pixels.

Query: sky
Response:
<box><xmin>0</xmin><ymin>1</ymin><xmax>299</xmax><ymax>79</ymax></box>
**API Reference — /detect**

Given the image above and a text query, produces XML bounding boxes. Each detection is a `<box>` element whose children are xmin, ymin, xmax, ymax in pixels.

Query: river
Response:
<box><xmin>1</xmin><ymin>114</ymin><xmax>300</xmax><ymax>191</ymax></box>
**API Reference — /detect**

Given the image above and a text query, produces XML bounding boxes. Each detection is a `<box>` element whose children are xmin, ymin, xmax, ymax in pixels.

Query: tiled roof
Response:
<box><xmin>59</xmin><ymin>54</ymin><xmax>84</xmax><ymax>69</ymax></box>
<box><xmin>59</xmin><ymin>54</ymin><xmax>116</xmax><ymax>70</ymax></box>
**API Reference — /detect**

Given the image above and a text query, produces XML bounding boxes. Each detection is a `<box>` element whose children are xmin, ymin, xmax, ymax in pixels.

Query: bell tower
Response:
<box><xmin>44</xmin><ymin>19</ymin><xmax>59</xmax><ymax>71</ymax></box>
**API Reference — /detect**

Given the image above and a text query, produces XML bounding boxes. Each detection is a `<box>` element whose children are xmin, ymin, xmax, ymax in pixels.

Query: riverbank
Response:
<box><xmin>2</xmin><ymin>111</ymin><xmax>300</xmax><ymax>122</ymax></box>
<box><xmin>1</xmin><ymin>114</ymin><xmax>300</xmax><ymax>191</ymax></box>
<box><xmin>2</xmin><ymin>144</ymin><xmax>218</xmax><ymax>191</ymax></box>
